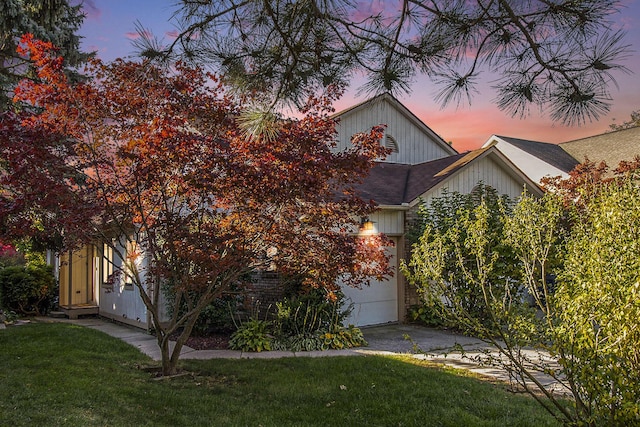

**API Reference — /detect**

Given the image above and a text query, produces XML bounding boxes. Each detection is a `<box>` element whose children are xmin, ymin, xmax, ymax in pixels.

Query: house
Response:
<box><xmin>480</xmin><ymin>127</ymin><xmax>640</xmax><ymax>186</ymax></box>
<box><xmin>334</xmin><ymin>95</ymin><xmax>543</xmax><ymax>326</ymax></box>
<box><xmin>559</xmin><ymin>126</ymin><xmax>640</xmax><ymax>169</ymax></box>
<box><xmin>54</xmin><ymin>93</ymin><xmax>543</xmax><ymax>329</ymax></box>
<box><xmin>480</xmin><ymin>135</ymin><xmax>579</xmax><ymax>183</ymax></box>
<box><xmin>57</xmin><ymin>239</ymin><xmax>153</xmax><ymax>328</ymax></box>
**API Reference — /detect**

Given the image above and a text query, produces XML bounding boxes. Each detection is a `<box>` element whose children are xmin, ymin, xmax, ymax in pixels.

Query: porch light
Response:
<box><xmin>360</xmin><ymin>217</ymin><xmax>375</xmax><ymax>232</ymax></box>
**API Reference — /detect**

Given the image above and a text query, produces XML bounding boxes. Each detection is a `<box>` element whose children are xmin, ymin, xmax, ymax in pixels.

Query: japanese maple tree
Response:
<box><xmin>0</xmin><ymin>35</ymin><xmax>392</xmax><ymax>375</ymax></box>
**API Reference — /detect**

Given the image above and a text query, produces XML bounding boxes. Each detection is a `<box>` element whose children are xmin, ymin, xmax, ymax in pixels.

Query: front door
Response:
<box><xmin>59</xmin><ymin>246</ymin><xmax>95</xmax><ymax>306</ymax></box>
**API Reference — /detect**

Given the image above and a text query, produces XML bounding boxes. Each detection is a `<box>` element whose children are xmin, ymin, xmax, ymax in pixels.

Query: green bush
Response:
<box><xmin>406</xmin><ymin>186</ymin><xmax>518</xmax><ymax>331</ymax></box>
<box><xmin>320</xmin><ymin>325</ymin><xmax>367</xmax><ymax>350</ymax></box>
<box><xmin>0</xmin><ymin>242</ymin><xmax>25</xmax><ymax>268</ymax></box>
<box><xmin>273</xmin><ymin>287</ymin><xmax>351</xmax><ymax>338</ymax></box>
<box><xmin>0</xmin><ymin>264</ymin><xmax>58</xmax><ymax>315</ymax></box>
<box><xmin>404</xmin><ymin>175</ymin><xmax>640</xmax><ymax>425</ymax></box>
<box><xmin>191</xmin><ymin>294</ymin><xmax>239</xmax><ymax>336</ymax></box>
<box><xmin>234</xmin><ymin>288</ymin><xmax>367</xmax><ymax>352</ymax></box>
<box><xmin>229</xmin><ymin>318</ymin><xmax>272</xmax><ymax>352</ymax></box>
<box><xmin>272</xmin><ymin>333</ymin><xmax>324</xmax><ymax>352</ymax></box>
<box><xmin>406</xmin><ymin>304</ymin><xmax>445</xmax><ymax>327</ymax></box>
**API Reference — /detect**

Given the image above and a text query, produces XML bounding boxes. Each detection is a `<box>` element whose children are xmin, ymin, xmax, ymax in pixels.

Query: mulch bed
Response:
<box><xmin>183</xmin><ymin>333</ymin><xmax>230</xmax><ymax>350</ymax></box>
<box><xmin>165</xmin><ymin>330</ymin><xmax>231</xmax><ymax>350</ymax></box>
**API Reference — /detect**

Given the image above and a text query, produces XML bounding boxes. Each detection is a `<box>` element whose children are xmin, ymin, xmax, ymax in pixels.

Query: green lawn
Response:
<box><xmin>0</xmin><ymin>323</ymin><xmax>559</xmax><ymax>426</ymax></box>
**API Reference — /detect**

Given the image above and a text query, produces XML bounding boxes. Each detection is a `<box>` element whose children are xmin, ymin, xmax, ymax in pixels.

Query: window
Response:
<box><xmin>123</xmin><ymin>240</ymin><xmax>137</xmax><ymax>291</ymax></box>
<box><xmin>100</xmin><ymin>243</ymin><xmax>116</xmax><ymax>291</ymax></box>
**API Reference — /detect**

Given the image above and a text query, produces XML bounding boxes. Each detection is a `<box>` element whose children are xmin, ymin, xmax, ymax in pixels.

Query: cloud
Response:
<box><xmin>351</xmin><ymin>1</ymin><xmax>390</xmax><ymax>22</ymax></box>
<box><xmin>165</xmin><ymin>30</ymin><xmax>180</xmax><ymax>40</ymax></box>
<box><xmin>125</xmin><ymin>30</ymin><xmax>153</xmax><ymax>41</ymax></box>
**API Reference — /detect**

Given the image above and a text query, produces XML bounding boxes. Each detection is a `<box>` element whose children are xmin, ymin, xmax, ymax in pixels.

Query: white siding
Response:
<box><xmin>419</xmin><ymin>155</ymin><xmax>528</xmax><ymax>205</ymax></box>
<box><xmin>485</xmin><ymin>138</ymin><xmax>569</xmax><ymax>183</ymax></box>
<box><xmin>99</xmin><ymin>241</ymin><xmax>150</xmax><ymax>328</ymax></box>
<box><xmin>367</xmin><ymin>210</ymin><xmax>405</xmax><ymax>236</ymax></box>
<box><xmin>341</xmin><ymin>237</ymin><xmax>399</xmax><ymax>326</ymax></box>
<box><xmin>336</xmin><ymin>98</ymin><xmax>452</xmax><ymax>164</ymax></box>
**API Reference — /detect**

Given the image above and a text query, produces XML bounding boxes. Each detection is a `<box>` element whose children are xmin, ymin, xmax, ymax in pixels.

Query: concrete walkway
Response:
<box><xmin>33</xmin><ymin>316</ymin><xmax>563</xmax><ymax>392</ymax></box>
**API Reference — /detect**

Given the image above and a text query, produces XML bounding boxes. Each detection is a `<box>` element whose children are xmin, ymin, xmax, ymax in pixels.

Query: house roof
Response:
<box><xmin>355</xmin><ymin>146</ymin><xmax>540</xmax><ymax>206</ymax></box>
<box><xmin>333</xmin><ymin>93</ymin><xmax>458</xmax><ymax>156</ymax></box>
<box><xmin>493</xmin><ymin>135</ymin><xmax>579</xmax><ymax>173</ymax></box>
<box><xmin>559</xmin><ymin>126</ymin><xmax>640</xmax><ymax>168</ymax></box>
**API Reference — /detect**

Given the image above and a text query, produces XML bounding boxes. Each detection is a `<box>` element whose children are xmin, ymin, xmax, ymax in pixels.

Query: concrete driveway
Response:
<box><xmin>362</xmin><ymin>323</ymin><xmax>488</xmax><ymax>354</ymax></box>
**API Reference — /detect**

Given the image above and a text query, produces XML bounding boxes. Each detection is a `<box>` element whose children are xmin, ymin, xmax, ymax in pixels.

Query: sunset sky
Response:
<box><xmin>78</xmin><ymin>0</ymin><xmax>640</xmax><ymax>152</ymax></box>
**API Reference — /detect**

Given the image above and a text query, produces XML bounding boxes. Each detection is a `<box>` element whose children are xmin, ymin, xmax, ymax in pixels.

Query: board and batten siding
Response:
<box><xmin>366</xmin><ymin>209</ymin><xmax>405</xmax><ymax>236</ymax></box>
<box><xmin>417</xmin><ymin>154</ymin><xmax>530</xmax><ymax>206</ymax></box>
<box><xmin>99</xmin><ymin>240</ymin><xmax>150</xmax><ymax>329</ymax></box>
<box><xmin>335</xmin><ymin>98</ymin><xmax>452</xmax><ymax>165</ymax></box>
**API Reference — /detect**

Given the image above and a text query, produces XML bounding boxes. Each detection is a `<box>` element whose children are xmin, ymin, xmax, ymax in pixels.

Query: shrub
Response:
<box><xmin>404</xmin><ymin>172</ymin><xmax>640</xmax><ymax>425</ymax></box>
<box><xmin>0</xmin><ymin>242</ymin><xmax>25</xmax><ymax>268</ymax></box>
<box><xmin>406</xmin><ymin>304</ymin><xmax>445</xmax><ymax>327</ymax></box>
<box><xmin>320</xmin><ymin>325</ymin><xmax>367</xmax><ymax>350</ymax></box>
<box><xmin>191</xmin><ymin>294</ymin><xmax>239</xmax><ymax>336</ymax></box>
<box><xmin>0</xmin><ymin>264</ymin><xmax>58</xmax><ymax>315</ymax></box>
<box><xmin>273</xmin><ymin>287</ymin><xmax>351</xmax><ymax>338</ymax></box>
<box><xmin>406</xmin><ymin>186</ymin><xmax>518</xmax><ymax>331</ymax></box>
<box><xmin>229</xmin><ymin>318</ymin><xmax>272</xmax><ymax>352</ymax></box>
<box><xmin>273</xmin><ymin>333</ymin><xmax>324</xmax><ymax>352</ymax></box>
<box><xmin>234</xmin><ymin>288</ymin><xmax>367</xmax><ymax>352</ymax></box>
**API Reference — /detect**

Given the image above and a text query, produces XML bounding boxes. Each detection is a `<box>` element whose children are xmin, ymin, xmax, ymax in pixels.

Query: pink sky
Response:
<box><xmin>78</xmin><ymin>0</ymin><xmax>640</xmax><ymax>152</ymax></box>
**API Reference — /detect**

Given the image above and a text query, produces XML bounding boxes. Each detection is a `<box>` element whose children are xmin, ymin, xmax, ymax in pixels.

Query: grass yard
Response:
<box><xmin>0</xmin><ymin>323</ymin><xmax>560</xmax><ymax>426</ymax></box>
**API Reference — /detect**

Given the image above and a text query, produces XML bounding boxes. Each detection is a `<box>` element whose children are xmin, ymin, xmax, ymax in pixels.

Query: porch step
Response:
<box><xmin>49</xmin><ymin>311</ymin><xmax>67</xmax><ymax>319</ymax></box>
<box><xmin>59</xmin><ymin>305</ymin><xmax>99</xmax><ymax>320</ymax></box>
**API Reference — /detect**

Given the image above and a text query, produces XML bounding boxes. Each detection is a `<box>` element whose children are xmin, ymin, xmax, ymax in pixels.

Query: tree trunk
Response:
<box><xmin>159</xmin><ymin>335</ymin><xmax>177</xmax><ymax>376</ymax></box>
<box><xmin>158</xmin><ymin>313</ymin><xmax>200</xmax><ymax>376</ymax></box>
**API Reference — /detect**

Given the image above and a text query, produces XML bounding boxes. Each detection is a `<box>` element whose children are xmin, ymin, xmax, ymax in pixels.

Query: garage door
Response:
<box><xmin>341</xmin><ymin>238</ymin><xmax>398</xmax><ymax>326</ymax></box>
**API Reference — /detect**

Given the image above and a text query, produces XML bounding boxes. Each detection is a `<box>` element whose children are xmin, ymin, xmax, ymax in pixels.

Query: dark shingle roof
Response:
<box><xmin>354</xmin><ymin>162</ymin><xmax>411</xmax><ymax>206</ymax></box>
<box><xmin>355</xmin><ymin>152</ymin><xmax>476</xmax><ymax>205</ymax></box>
<box><xmin>559</xmin><ymin>126</ymin><xmax>640</xmax><ymax>168</ymax></box>
<box><xmin>495</xmin><ymin>135</ymin><xmax>579</xmax><ymax>173</ymax></box>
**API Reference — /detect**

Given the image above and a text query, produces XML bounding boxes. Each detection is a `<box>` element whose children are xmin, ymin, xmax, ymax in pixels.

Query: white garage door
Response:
<box><xmin>341</xmin><ymin>238</ymin><xmax>398</xmax><ymax>326</ymax></box>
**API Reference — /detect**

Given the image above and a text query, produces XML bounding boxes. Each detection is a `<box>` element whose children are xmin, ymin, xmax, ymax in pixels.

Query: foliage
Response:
<box><xmin>609</xmin><ymin>109</ymin><xmax>640</xmax><ymax>131</ymax></box>
<box><xmin>0</xmin><ymin>36</ymin><xmax>392</xmax><ymax>375</ymax></box>
<box><xmin>406</xmin><ymin>304</ymin><xmax>445</xmax><ymax>328</ymax></box>
<box><xmin>273</xmin><ymin>286</ymin><xmax>350</xmax><ymax>338</ymax></box>
<box><xmin>542</xmin><ymin>156</ymin><xmax>640</xmax><ymax>212</ymax></box>
<box><xmin>138</xmin><ymin>0</ymin><xmax>630</xmax><ymax>125</ymax></box>
<box><xmin>0</xmin><ymin>241</ymin><xmax>24</xmax><ymax>268</ymax></box>
<box><xmin>189</xmin><ymin>293</ymin><xmax>240</xmax><ymax>336</ymax></box>
<box><xmin>235</xmin><ymin>287</ymin><xmax>366</xmax><ymax>352</ymax></box>
<box><xmin>403</xmin><ymin>164</ymin><xmax>640</xmax><ymax>426</ymax></box>
<box><xmin>0</xmin><ymin>0</ymin><xmax>89</xmax><ymax>109</ymax></box>
<box><xmin>320</xmin><ymin>324</ymin><xmax>367</xmax><ymax>350</ymax></box>
<box><xmin>0</xmin><ymin>323</ymin><xmax>560</xmax><ymax>426</ymax></box>
<box><xmin>229</xmin><ymin>318</ymin><xmax>273</xmax><ymax>352</ymax></box>
<box><xmin>405</xmin><ymin>185</ymin><xmax>518</xmax><ymax>331</ymax></box>
<box><xmin>554</xmin><ymin>179</ymin><xmax>640</xmax><ymax>425</ymax></box>
<box><xmin>0</xmin><ymin>264</ymin><xmax>57</xmax><ymax>315</ymax></box>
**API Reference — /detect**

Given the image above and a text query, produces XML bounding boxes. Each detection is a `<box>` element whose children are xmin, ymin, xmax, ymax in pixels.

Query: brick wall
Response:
<box><xmin>403</xmin><ymin>205</ymin><xmax>423</xmax><ymax>309</ymax></box>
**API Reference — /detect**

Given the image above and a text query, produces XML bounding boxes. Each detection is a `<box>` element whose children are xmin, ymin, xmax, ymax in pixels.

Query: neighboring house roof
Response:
<box><xmin>332</xmin><ymin>93</ymin><xmax>458</xmax><ymax>159</ymax></box>
<box><xmin>559</xmin><ymin>126</ymin><xmax>640</xmax><ymax>168</ymax></box>
<box><xmin>481</xmin><ymin>135</ymin><xmax>579</xmax><ymax>183</ymax></box>
<box><xmin>492</xmin><ymin>136</ymin><xmax>579</xmax><ymax>173</ymax></box>
<box><xmin>356</xmin><ymin>146</ymin><xmax>542</xmax><ymax>206</ymax></box>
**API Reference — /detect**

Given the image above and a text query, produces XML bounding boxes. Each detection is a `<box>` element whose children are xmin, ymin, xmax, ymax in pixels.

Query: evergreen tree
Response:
<box><xmin>1</xmin><ymin>0</ymin><xmax>89</xmax><ymax>109</ymax></box>
<box><xmin>137</xmin><ymin>0</ymin><xmax>630</xmax><ymax>125</ymax></box>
